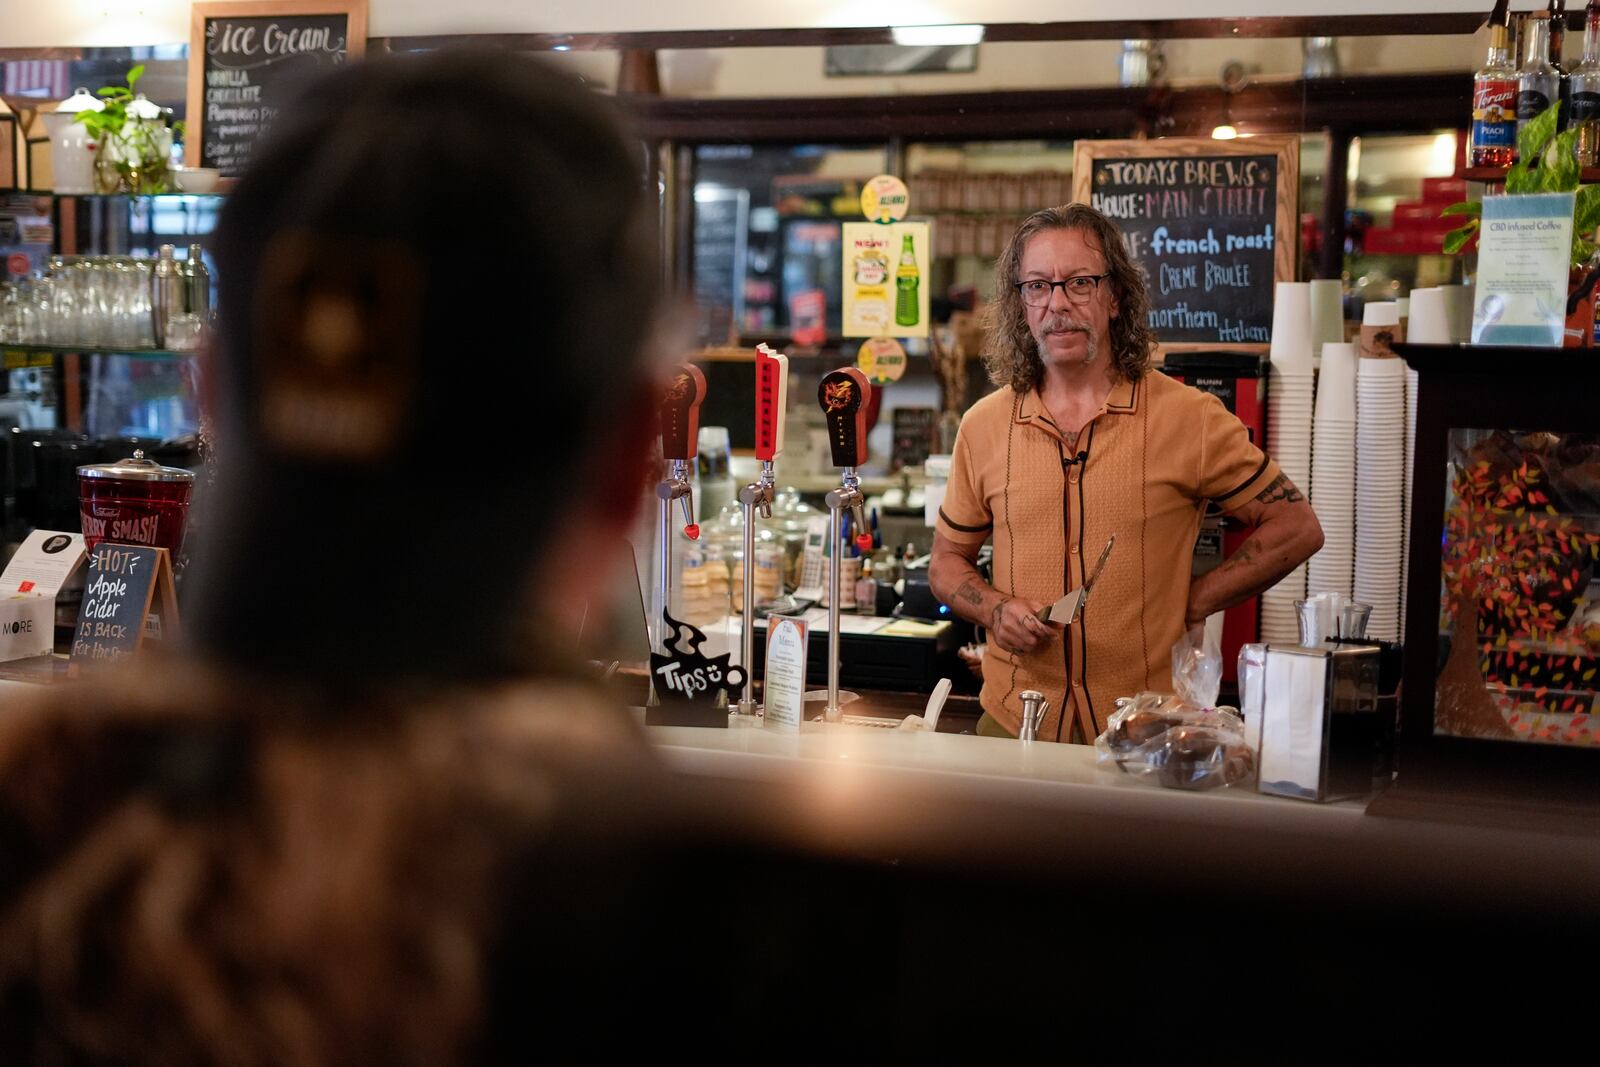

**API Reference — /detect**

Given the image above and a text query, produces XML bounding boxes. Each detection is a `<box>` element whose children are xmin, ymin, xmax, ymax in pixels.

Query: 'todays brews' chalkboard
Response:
<box><xmin>186</xmin><ymin>2</ymin><xmax>369</xmax><ymax>176</ymax></box>
<box><xmin>1072</xmin><ymin>136</ymin><xmax>1299</xmax><ymax>352</ymax></box>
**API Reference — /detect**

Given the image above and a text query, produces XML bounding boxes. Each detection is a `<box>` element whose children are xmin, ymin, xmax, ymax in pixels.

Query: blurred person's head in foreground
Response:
<box><xmin>0</xmin><ymin>51</ymin><xmax>669</xmax><ymax>1064</ymax></box>
<box><xmin>191</xmin><ymin>45</ymin><xmax>662</xmax><ymax>686</ymax></box>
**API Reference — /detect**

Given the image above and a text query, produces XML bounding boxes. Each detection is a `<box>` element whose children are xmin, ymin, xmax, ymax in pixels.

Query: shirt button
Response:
<box><xmin>1069</xmin><ymin>471</ymin><xmax>1079</xmax><ymax>483</ymax></box>
<box><xmin>1073</xmin><ymin>680</ymin><xmax>1083</xmax><ymax>688</ymax></box>
<box><xmin>1071</xmin><ymin>543</ymin><xmax>1080</xmax><ymax>554</ymax></box>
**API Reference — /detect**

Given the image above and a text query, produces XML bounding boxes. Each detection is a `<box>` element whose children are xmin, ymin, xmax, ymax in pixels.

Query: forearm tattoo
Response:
<box><xmin>954</xmin><ymin>579</ymin><xmax>986</xmax><ymax>607</ymax></box>
<box><xmin>1254</xmin><ymin>473</ymin><xmax>1305</xmax><ymax>506</ymax></box>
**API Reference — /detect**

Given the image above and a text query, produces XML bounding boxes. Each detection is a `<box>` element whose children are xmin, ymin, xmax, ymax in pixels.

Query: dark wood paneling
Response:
<box><xmin>372</xmin><ymin>14</ymin><xmax>1479</xmax><ymax>54</ymax></box>
<box><xmin>622</xmin><ymin>74</ymin><xmax>1469</xmax><ymax>145</ymax></box>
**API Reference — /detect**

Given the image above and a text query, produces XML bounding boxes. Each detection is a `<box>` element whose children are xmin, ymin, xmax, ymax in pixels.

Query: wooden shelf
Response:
<box><xmin>1463</xmin><ymin>166</ymin><xmax>1600</xmax><ymax>184</ymax></box>
<box><xmin>3</xmin><ymin>344</ymin><xmax>199</xmax><ymax>364</ymax></box>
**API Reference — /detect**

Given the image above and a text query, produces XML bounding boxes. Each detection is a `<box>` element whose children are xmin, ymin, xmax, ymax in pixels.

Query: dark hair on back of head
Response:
<box><xmin>195</xmin><ymin>50</ymin><xmax>659</xmax><ymax>683</ymax></box>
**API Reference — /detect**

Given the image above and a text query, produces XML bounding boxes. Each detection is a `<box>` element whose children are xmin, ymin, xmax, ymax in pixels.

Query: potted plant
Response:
<box><xmin>1442</xmin><ymin>103</ymin><xmax>1600</xmax><ymax>346</ymax></box>
<box><xmin>75</xmin><ymin>65</ymin><xmax>180</xmax><ymax>195</ymax></box>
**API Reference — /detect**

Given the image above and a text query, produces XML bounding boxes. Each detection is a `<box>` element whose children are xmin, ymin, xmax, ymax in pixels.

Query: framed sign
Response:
<box><xmin>186</xmin><ymin>1</ymin><xmax>368</xmax><ymax>175</ymax></box>
<box><xmin>1072</xmin><ymin>136</ymin><xmax>1298</xmax><ymax>356</ymax></box>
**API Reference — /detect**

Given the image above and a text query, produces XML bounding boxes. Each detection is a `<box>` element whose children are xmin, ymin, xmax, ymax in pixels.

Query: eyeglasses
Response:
<box><xmin>1014</xmin><ymin>274</ymin><xmax>1111</xmax><ymax>307</ymax></box>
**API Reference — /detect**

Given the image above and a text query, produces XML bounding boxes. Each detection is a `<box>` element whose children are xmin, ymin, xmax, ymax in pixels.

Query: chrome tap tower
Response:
<box><xmin>654</xmin><ymin>364</ymin><xmax>706</xmax><ymax>664</ymax></box>
<box><xmin>736</xmin><ymin>344</ymin><xmax>788</xmax><ymax>716</ymax></box>
<box><xmin>817</xmin><ymin>367</ymin><xmax>874</xmax><ymax>722</ymax></box>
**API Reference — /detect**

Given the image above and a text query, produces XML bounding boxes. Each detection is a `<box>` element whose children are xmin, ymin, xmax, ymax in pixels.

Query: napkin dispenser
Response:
<box><xmin>1257</xmin><ymin>642</ymin><xmax>1389</xmax><ymax>803</ymax></box>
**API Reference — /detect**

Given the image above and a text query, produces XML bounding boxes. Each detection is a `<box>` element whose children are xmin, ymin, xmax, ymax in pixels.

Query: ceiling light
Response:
<box><xmin>1212</xmin><ymin>124</ymin><xmax>1239</xmax><ymax>140</ymax></box>
<box><xmin>891</xmin><ymin>24</ymin><xmax>984</xmax><ymax>47</ymax></box>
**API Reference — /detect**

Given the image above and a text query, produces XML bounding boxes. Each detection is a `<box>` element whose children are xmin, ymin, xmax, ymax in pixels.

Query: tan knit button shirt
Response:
<box><xmin>937</xmin><ymin>370</ymin><xmax>1280</xmax><ymax>743</ymax></box>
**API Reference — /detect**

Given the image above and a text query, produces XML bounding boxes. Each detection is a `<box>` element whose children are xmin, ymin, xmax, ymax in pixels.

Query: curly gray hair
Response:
<box><xmin>982</xmin><ymin>203</ymin><xmax>1156</xmax><ymax>393</ymax></box>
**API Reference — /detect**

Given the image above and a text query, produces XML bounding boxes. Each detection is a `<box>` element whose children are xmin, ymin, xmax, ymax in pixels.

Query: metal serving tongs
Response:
<box><xmin>1036</xmin><ymin>534</ymin><xmax>1115</xmax><ymax>626</ymax></box>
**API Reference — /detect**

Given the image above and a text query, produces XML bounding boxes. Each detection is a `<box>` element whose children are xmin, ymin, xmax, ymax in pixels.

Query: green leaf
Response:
<box><xmin>96</xmin><ymin>86</ymin><xmax>120</xmax><ymax>96</ymax></box>
<box><xmin>1441</xmin><ymin>201</ymin><xmax>1482</xmax><ymax>218</ymax></box>
<box><xmin>1577</xmin><ymin>184</ymin><xmax>1600</xmax><ymax>235</ymax></box>
<box><xmin>1443</xmin><ymin>221</ymin><xmax>1480</xmax><ymax>254</ymax></box>
<box><xmin>1517</xmin><ymin>102</ymin><xmax>1560</xmax><ymax>166</ymax></box>
<box><xmin>126</xmin><ymin>64</ymin><xmax>145</xmax><ymax>89</ymax></box>
<box><xmin>1506</xmin><ymin>151</ymin><xmax>1537</xmax><ymax>194</ymax></box>
<box><xmin>1572</xmin><ymin>236</ymin><xmax>1595</xmax><ymax>265</ymax></box>
<box><xmin>1542</xmin><ymin>126</ymin><xmax>1582</xmax><ymax>191</ymax></box>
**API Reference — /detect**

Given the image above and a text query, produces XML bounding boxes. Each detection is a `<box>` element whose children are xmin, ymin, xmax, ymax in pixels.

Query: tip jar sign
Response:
<box><xmin>843</xmin><ymin>221</ymin><xmax>929</xmax><ymax>339</ymax></box>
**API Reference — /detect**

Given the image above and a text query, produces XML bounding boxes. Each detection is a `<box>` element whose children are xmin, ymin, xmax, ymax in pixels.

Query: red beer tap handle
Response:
<box><xmin>855</xmin><ymin>533</ymin><xmax>874</xmax><ymax>553</ymax></box>
<box><xmin>659</xmin><ymin>363</ymin><xmax>708</xmax><ymax>462</ymax></box>
<box><xmin>818</xmin><ymin>366</ymin><xmax>872</xmax><ymax>469</ymax></box>
<box><xmin>753</xmin><ymin>343</ymin><xmax>788</xmax><ymax>462</ymax></box>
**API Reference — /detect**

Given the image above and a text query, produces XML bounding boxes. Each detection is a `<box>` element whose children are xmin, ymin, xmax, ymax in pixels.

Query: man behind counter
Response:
<box><xmin>930</xmin><ymin>204</ymin><xmax>1322</xmax><ymax>744</ymax></box>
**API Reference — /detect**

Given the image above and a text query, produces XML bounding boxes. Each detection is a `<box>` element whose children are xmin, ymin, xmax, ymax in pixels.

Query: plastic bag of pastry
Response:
<box><xmin>1171</xmin><ymin>623</ymin><xmax>1221</xmax><ymax>710</ymax></box>
<box><xmin>1094</xmin><ymin>707</ymin><xmax>1254</xmax><ymax>790</ymax></box>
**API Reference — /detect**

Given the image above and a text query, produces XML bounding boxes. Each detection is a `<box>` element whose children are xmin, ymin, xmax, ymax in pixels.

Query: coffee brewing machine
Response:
<box><xmin>817</xmin><ymin>367</ymin><xmax>874</xmax><ymax>722</ymax></box>
<box><xmin>736</xmin><ymin>344</ymin><xmax>788</xmax><ymax>716</ymax></box>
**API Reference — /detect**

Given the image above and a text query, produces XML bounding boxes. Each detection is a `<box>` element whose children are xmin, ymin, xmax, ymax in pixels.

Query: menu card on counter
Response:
<box><xmin>763</xmin><ymin>615</ymin><xmax>808</xmax><ymax>731</ymax></box>
<box><xmin>0</xmin><ymin>530</ymin><xmax>85</xmax><ymax>598</ymax></box>
<box><xmin>187</xmin><ymin>1</ymin><xmax>369</xmax><ymax>176</ymax></box>
<box><xmin>1471</xmin><ymin>192</ymin><xmax>1574</xmax><ymax>347</ymax></box>
<box><xmin>0</xmin><ymin>531</ymin><xmax>87</xmax><ymax>663</ymax></box>
<box><xmin>1072</xmin><ymin>136</ymin><xmax>1298</xmax><ymax>353</ymax></box>
<box><xmin>69</xmin><ymin>544</ymin><xmax>178</xmax><ymax>670</ymax></box>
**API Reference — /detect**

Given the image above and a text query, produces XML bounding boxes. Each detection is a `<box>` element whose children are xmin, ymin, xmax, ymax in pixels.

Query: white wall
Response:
<box><xmin>0</xmin><ymin>1</ymin><xmax>1505</xmax><ymax>50</ymax></box>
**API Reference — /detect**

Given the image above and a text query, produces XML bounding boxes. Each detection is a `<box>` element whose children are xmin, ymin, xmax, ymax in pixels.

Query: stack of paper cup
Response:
<box><xmin>1407</xmin><ymin>287</ymin><xmax>1452</xmax><ymax>345</ymax></box>
<box><xmin>1263</xmin><ymin>282</ymin><xmax>1315</xmax><ymax>640</ymax></box>
<box><xmin>1400</xmin><ymin>287</ymin><xmax>1453</xmax><ymax>632</ymax></box>
<box><xmin>1354</xmin><ymin>354</ymin><xmax>1409</xmax><ymax>641</ymax></box>
<box><xmin>1439</xmin><ymin>282</ymin><xmax>1474</xmax><ymax>342</ymax></box>
<box><xmin>1269</xmin><ymin>282</ymin><xmax>1314</xmax><ymax>369</ymax></box>
<box><xmin>1307</xmin><ymin>342</ymin><xmax>1357</xmax><ymax>598</ymax></box>
<box><xmin>1309</xmin><ymin>278</ymin><xmax>1345</xmax><ymax>362</ymax></box>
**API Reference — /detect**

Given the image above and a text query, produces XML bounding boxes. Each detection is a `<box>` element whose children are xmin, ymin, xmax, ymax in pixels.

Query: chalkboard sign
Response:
<box><xmin>1072</xmin><ymin>136</ymin><xmax>1298</xmax><ymax>353</ymax></box>
<box><xmin>69</xmin><ymin>544</ymin><xmax>179</xmax><ymax>669</ymax></box>
<box><xmin>692</xmin><ymin>187</ymin><xmax>748</xmax><ymax>345</ymax></box>
<box><xmin>693</xmin><ymin>347</ymin><xmax>758</xmax><ymax>452</ymax></box>
<box><xmin>186</xmin><ymin>1</ymin><xmax>368</xmax><ymax>176</ymax></box>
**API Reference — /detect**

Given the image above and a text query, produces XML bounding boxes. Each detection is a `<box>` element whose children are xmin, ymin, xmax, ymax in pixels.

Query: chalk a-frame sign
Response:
<box><xmin>186</xmin><ymin>1</ymin><xmax>368</xmax><ymax>176</ymax></box>
<box><xmin>69</xmin><ymin>543</ymin><xmax>180</xmax><ymax>671</ymax></box>
<box><xmin>1072</xmin><ymin>136</ymin><xmax>1299</xmax><ymax>357</ymax></box>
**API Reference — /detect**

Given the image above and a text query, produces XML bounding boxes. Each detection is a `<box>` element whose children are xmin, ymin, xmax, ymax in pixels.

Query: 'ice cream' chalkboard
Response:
<box><xmin>1072</xmin><ymin>136</ymin><xmax>1299</xmax><ymax>354</ymax></box>
<box><xmin>186</xmin><ymin>2</ymin><xmax>369</xmax><ymax>176</ymax></box>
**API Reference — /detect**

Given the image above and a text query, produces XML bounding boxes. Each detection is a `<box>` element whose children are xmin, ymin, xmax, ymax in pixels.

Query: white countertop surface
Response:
<box><xmin>645</xmin><ymin>714</ymin><xmax>1370</xmax><ymax>836</ymax></box>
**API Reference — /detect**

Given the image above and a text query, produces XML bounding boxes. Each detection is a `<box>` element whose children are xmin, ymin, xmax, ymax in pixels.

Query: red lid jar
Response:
<box><xmin>77</xmin><ymin>449</ymin><xmax>196</xmax><ymax>555</ymax></box>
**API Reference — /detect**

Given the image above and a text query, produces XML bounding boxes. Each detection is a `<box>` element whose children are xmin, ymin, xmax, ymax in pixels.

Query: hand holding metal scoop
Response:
<box><xmin>1037</xmin><ymin>535</ymin><xmax>1115</xmax><ymax>626</ymax></box>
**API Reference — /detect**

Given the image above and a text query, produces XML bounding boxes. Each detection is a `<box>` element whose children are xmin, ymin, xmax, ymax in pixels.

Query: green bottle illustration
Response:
<box><xmin>894</xmin><ymin>233</ymin><xmax>920</xmax><ymax>327</ymax></box>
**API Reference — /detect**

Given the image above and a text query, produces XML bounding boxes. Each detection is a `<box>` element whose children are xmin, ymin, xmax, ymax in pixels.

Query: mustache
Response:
<box><xmin>1038</xmin><ymin>314</ymin><xmax>1092</xmax><ymax>334</ymax></box>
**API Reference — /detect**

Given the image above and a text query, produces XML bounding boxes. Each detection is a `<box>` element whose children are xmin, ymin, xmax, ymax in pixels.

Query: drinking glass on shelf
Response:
<box><xmin>164</xmin><ymin>312</ymin><xmax>203</xmax><ymax>351</ymax></box>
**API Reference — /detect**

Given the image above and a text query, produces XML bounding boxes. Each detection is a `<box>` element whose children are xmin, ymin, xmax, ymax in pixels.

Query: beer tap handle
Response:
<box><xmin>818</xmin><ymin>366</ymin><xmax>871</xmax><ymax>469</ymax></box>
<box><xmin>659</xmin><ymin>363</ymin><xmax>707</xmax><ymax>464</ymax></box>
<box><xmin>659</xmin><ymin>364</ymin><xmax>707</xmax><ymax>539</ymax></box>
<box><xmin>754</xmin><ymin>343</ymin><xmax>788</xmax><ymax>463</ymax></box>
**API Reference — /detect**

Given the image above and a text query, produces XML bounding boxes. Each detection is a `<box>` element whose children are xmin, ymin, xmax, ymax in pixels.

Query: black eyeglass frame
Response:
<box><xmin>1014</xmin><ymin>274</ymin><xmax>1112</xmax><ymax>306</ymax></box>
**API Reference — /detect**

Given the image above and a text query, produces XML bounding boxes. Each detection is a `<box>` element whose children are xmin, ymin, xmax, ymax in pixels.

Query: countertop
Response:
<box><xmin>644</xmin><ymin>712</ymin><xmax>1369</xmax><ymax>836</ymax></box>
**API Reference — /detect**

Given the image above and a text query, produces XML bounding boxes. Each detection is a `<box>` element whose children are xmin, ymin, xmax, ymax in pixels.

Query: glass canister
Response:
<box><xmin>76</xmin><ymin>449</ymin><xmax>195</xmax><ymax>555</ymax></box>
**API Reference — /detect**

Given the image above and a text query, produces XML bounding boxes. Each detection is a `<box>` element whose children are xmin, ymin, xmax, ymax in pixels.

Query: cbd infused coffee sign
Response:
<box><xmin>1072</xmin><ymin>137</ymin><xmax>1298</xmax><ymax>350</ymax></box>
<box><xmin>187</xmin><ymin>2</ymin><xmax>369</xmax><ymax>176</ymax></box>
